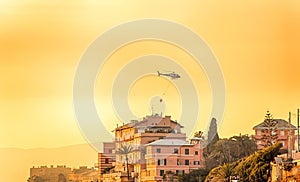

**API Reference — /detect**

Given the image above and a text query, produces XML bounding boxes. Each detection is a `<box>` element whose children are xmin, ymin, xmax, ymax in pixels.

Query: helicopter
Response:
<box><xmin>157</xmin><ymin>71</ymin><xmax>180</xmax><ymax>79</ymax></box>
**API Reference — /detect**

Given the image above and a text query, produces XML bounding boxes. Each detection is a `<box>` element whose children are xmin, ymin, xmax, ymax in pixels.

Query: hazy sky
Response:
<box><xmin>1</xmin><ymin>0</ymin><xmax>300</xmax><ymax>149</ymax></box>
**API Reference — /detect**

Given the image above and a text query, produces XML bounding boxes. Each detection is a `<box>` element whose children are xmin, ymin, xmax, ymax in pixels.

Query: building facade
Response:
<box><xmin>98</xmin><ymin>115</ymin><xmax>204</xmax><ymax>182</ymax></box>
<box><xmin>142</xmin><ymin>138</ymin><xmax>204</xmax><ymax>182</ymax></box>
<box><xmin>253</xmin><ymin>119</ymin><xmax>297</xmax><ymax>150</ymax></box>
<box><xmin>114</xmin><ymin>115</ymin><xmax>186</xmax><ymax>180</ymax></box>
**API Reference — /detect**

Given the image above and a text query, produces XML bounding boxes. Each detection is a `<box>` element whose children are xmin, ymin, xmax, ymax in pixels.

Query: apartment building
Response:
<box><xmin>98</xmin><ymin>114</ymin><xmax>204</xmax><ymax>182</ymax></box>
<box><xmin>114</xmin><ymin>115</ymin><xmax>186</xmax><ymax>178</ymax></box>
<box><xmin>142</xmin><ymin>138</ymin><xmax>204</xmax><ymax>182</ymax></box>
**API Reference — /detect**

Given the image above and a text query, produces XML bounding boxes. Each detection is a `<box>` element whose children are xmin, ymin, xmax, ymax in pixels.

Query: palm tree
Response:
<box><xmin>216</xmin><ymin>163</ymin><xmax>234</xmax><ymax>182</ymax></box>
<box><xmin>194</xmin><ymin>130</ymin><xmax>204</xmax><ymax>138</ymax></box>
<box><xmin>117</xmin><ymin>144</ymin><xmax>133</xmax><ymax>181</ymax></box>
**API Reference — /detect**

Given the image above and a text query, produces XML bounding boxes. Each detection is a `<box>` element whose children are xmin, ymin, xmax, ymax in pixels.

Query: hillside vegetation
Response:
<box><xmin>205</xmin><ymin>142</ymin><xmax>282</xmax><ymax>182</ymax></box>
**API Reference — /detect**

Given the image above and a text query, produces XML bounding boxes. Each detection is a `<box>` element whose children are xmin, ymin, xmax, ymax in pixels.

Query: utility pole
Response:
<box><xmin>297</xmin><ymin>108</ymin><xmax>300</xmax><ymax>152</ymax></box>
<box><xmin>288</xmin><ymin>112</ymin><xmax>292</xmax><ymax>159</ymax></box>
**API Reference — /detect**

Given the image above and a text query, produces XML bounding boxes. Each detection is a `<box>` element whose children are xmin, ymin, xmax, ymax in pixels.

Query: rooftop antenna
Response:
<box><xmin>288</xmin><ymin>112</ymin><xmax>292</xmax><ymax>159</ymax></box>
<box><xmin>297</xmin><ymin>109</ymin><xmax>300</xmax><ymax>151</ymax></box>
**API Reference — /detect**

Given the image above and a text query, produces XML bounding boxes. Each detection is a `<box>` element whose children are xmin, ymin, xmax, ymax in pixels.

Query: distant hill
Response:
<box><xmin>0</xmin><ymin>144</ymin><xmax>98</xmax><ymax>181</ymax></box>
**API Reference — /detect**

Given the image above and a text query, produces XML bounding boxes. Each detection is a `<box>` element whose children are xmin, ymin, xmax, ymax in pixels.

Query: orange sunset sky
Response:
<box><xmin>1</xmin><ymin>0</ymin><xmax>300</xmax><ymax>149</ymax></box>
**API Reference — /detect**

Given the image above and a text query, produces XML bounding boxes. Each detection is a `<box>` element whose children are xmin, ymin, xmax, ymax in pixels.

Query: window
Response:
<box><xmin>185</xmin><ymin>149</ymin><xmax>189</xmax><ymax>155</ymax></box>
<box><xmin>158</xmin><ymin>159</ymin><xmax>166</xmax><ymax>166</ymax></box>
<box><xmin>105</xmin><ymin>158</ymin><xmax>109</xmax><ymax>164</ymax></box>
<box><xmin>185</xmin><ymin>160</ymin><xmax>189</xmax><ymax>165</ymax></box>
<box><xmin>157</xmin><ymin>148</ymin><xmax>161</xmax><ymax>153</ymax></box>
<box><xmin>281</xmin><ymin>141</ymin><xmax>285</xmax><ymax>147</ymax></box>
<box><xmin>257</xmin><ymin>130</ymin><xmax>261</xmax><ymax>136</ymax></box>
<box><xmin>195</xmin><ymin>151</ymin><xmax>198</xmax><ymax>155</ymax></box>
<box><xmin>160</xmin><ymin>170</ymin><xmax>164</xmax><ymax>176</ymax></box>
<box><xmin>194</xmin><ymin>161</ymin><xmax>200</xmax><ymax>165</ymax></box>
<box><xmin>174</xmin><ymin>148</ymin><xmax>178</xmax><ymax>154</ymax></box>
<box><xmin>280</xmin><ymin>130</ymin><xmax>285</xmax><ymax>136</ymax></box>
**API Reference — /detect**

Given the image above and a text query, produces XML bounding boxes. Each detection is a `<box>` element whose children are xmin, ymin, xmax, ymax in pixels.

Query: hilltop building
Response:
<box><xmin>28</xmin><ymin>165</ymin><xmax>97</xmax><ymax>182</ymax></box>
<box><xmin>98</xmin><ymin>115</ymin><xmax>204</xmax><ymax>182</ymax></box>
<box><xmin>253</xmin><ymin>119</ymin><xmax>297</xmax><ymax>150</ymax></box>
<box><xmin>28</xmin><ymin>165</ymin><xmax>71</xmax><ymax>182</ymax></box>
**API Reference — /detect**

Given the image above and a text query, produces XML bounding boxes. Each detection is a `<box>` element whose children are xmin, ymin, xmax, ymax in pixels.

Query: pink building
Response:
<box><xmin>114</xmin><ymin>115</ymin><xmax>185</xmax><ymax>178</ymax></box>
<box><xmin>98</xmin><ymin>115</ymin><xmax>205</xmax><ymax>182</ymax></box>
<box><xmin>253</xmin><ymin>119</ymin><xmax>297</xmax><ymax>150</ymax></box>
<box><xmin>142</xmin><ymin>138</ymin><xmax>204</xmax><ymax>182</ymax></box>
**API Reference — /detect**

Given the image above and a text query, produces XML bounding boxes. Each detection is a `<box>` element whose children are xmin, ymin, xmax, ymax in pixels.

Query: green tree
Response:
<box><xmin>229</xmin><ymin>134</ymin><xmax>257</xmax><ymax>159</ymax></box>
<box><xmin>261</xmin><ymin>111</ymin><xmax>278</xmax><ymax>147</ymax></box>
<box><xmin>206</xmin><ymin>134</ymin><xmax>256</xmax><ymax>167</ymax></box>
<box><xmin>194</xmin><ymin>130</ymin><xmax>204</xmax><ymax>138</ymax></box>
<box><xmin>205</xmin><ymin>142</ymin><xmax>282</xmax><ymax>182</ymax></box>
<box><xmin>216</xmin><ymin>163</ymin><xmax>235</xmax><ymax>182</ymax></box>
<box><xmin>117</xmin><ymin>144</ymin><xmax>133</xmax><ymax>181</ymax></box>
<box><xmin>234</xmin><ymin>142</ymin><xmax>282</xmax><ymax>181</ymax></box>
<box><xmin>208</xmin><ymin>139</ymin><xmax>236</xmax><ymax>164</ymax></box>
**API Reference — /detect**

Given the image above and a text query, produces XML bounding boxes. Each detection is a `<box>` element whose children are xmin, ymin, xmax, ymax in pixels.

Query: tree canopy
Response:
<box><xmin>204</xmin><ymin>134</ymin><xmax>257</xmax><ymax>170</ymax></box>
<box><xmin>260</xmin><ymin>111</ymin><xmax>278</xmax><ymax>148</ymax></box>
<box><xmin>205</xmin><ymin>142</ymin><xmax>282</xmax><ymax>182</ymax></box>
